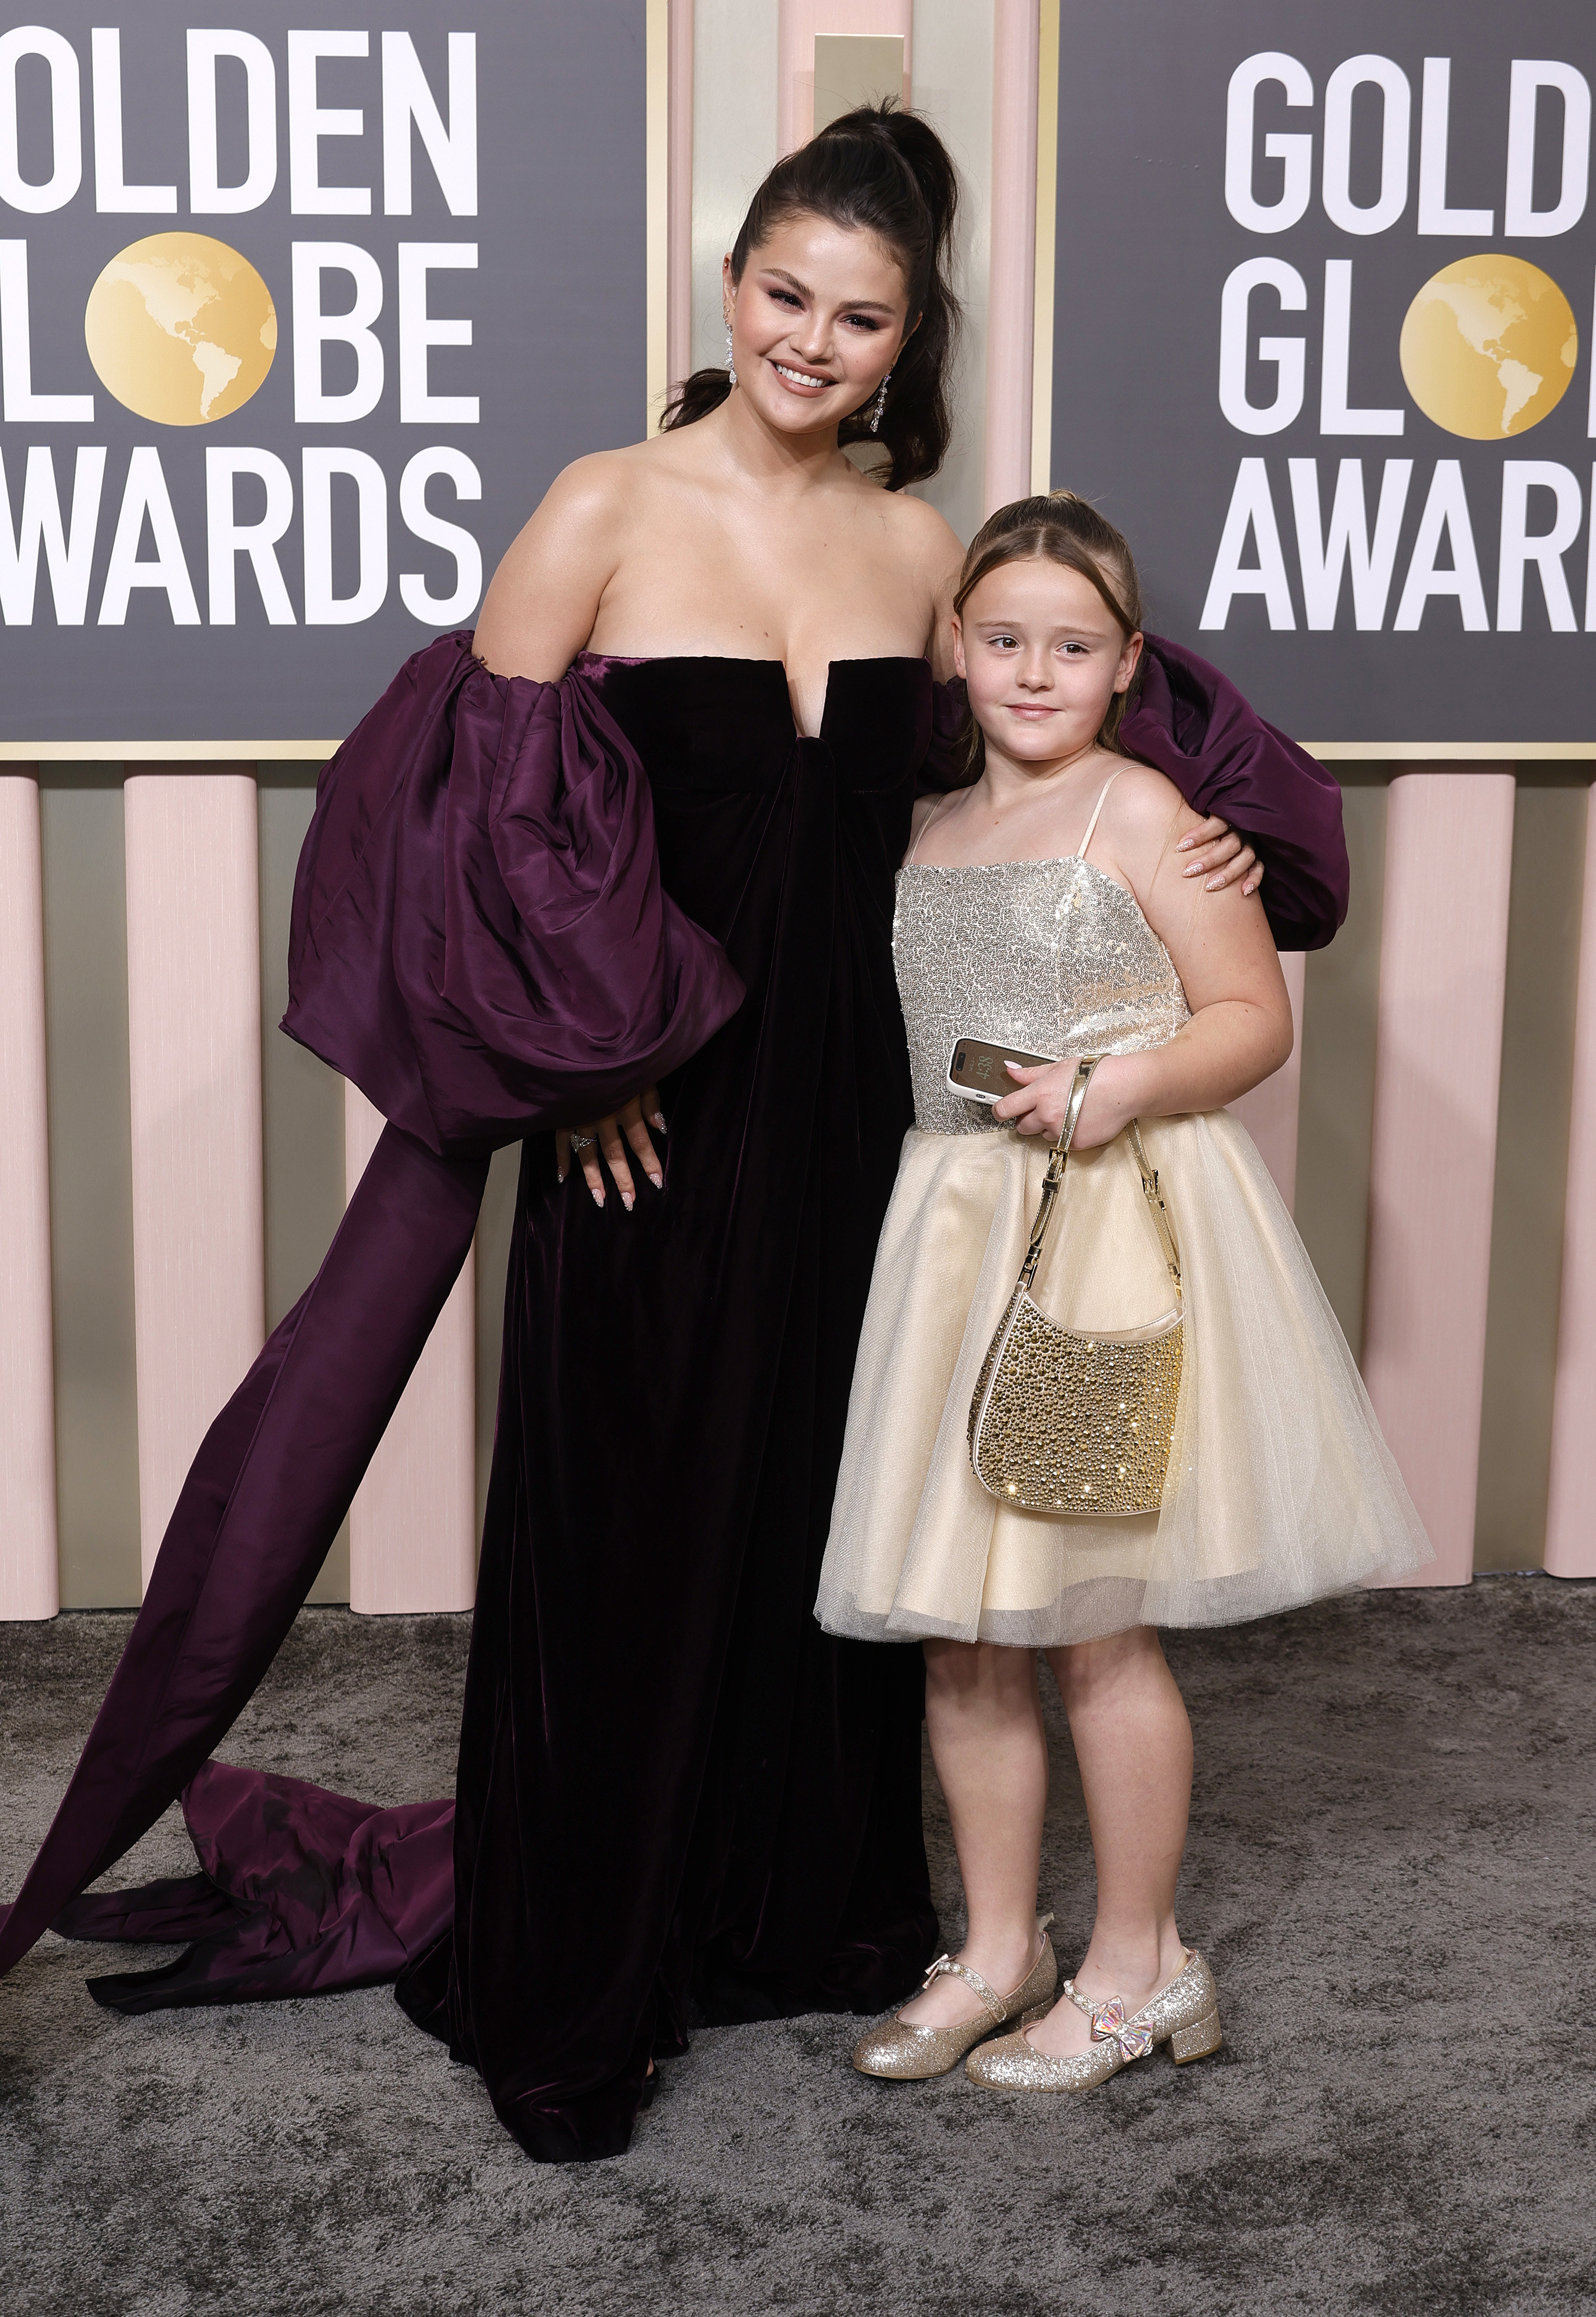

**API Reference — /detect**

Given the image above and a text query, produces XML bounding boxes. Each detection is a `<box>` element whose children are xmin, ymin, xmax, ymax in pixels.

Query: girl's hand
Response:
<box><xmin>557</xmin><ymin>1087</ymin><xmax>666</xmax><ymax>1209</ymax></box>
<box><xmin>1177</xmin><ymin>816</ymin><xmax>1263</xmax><ymax>896</ymax></box>
<box><xmin>990</xmin><ymin>1056</ymin><xmax>1141</xmax><ymax>1152</ymax></box>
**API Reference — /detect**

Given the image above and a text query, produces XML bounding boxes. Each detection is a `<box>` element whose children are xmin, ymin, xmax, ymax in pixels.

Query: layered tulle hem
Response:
<box><xmin>816</xmin><ymin>1115</ymin><xmax>1432</xmax><ymax>1649</ymax></box>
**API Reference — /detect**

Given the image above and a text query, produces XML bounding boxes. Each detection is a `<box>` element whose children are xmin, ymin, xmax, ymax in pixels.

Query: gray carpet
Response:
<box><xmin>1</xmin><ymin>1578</ymin><xmax>1592</xmax><ymax>2317</ymax></box>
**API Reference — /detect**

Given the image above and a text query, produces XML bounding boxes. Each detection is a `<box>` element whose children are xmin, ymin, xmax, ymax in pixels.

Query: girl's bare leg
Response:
<box><xmin>895</xmin><ymin>1639</ymin><xmax>1051</xmax><ymax>2028</ymax></box>
<box><xmin>1025</xmin><ymin>1625</ymin><xmax>1193</xmax><ymax>2057</ymax></box>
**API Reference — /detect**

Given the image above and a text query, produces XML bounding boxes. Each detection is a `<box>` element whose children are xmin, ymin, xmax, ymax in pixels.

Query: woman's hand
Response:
<box><xmin>557</xmin><ymin>1087</ymin><xmax>666</xmax><ymax>1209</ymax></box>
<box><xmin>989</xmin><ymin>1055</ymin><xmax>1144</xmax><ymax>1153</ymax></box>
<box><xmin>1177</xmin><ymin>816</ymin><xmax>1263</xmax><ymax>896</ymax></box>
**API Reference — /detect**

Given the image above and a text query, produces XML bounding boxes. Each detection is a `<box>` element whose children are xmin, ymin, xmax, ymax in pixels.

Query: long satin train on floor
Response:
<box><xmin>0</xmin><ymin>1123</ymin><xmax>485</xmax><ymax>1985</ymax></box>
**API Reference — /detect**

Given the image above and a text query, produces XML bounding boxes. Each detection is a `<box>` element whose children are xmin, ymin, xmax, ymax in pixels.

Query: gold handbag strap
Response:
<box><xmin>1016</xmin><ymin>1058</ymin><xmax>1182</xmax><ymax>1299</ymax></box>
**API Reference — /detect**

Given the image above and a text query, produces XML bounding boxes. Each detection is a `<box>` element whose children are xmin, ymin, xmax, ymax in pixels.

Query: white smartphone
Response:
<box><xmin>946</xmin><ymin>1037</ymin><xmax>1056</xmax><ymax>1103</ymax></box>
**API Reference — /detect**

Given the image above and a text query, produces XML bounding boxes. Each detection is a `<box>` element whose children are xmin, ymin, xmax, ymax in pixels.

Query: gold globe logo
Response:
<box><xmin>1399</xmin><ymin>255</ymin><xmax>1577</xmax><ymax>441</ymax></box>
<box><xmin>84</xmin><ymin>232</ymin><xmax>276</xmax><ymax>427</ymax></box>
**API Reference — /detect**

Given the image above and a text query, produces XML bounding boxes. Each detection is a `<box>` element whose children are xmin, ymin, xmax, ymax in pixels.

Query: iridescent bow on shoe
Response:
<box><xmin>1083</xmin><ymin>1991</ymin><xmax>1155</xmax><ymax>2062</ymax></box>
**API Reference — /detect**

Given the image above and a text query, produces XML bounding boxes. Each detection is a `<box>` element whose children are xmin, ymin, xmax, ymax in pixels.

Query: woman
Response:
<box><xmin>0</xmin><ymin>107</ymin><xmax>1338</xmax><ymax>2164</ymax></box>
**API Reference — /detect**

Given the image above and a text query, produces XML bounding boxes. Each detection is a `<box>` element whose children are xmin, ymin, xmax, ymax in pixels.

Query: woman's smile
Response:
<box><xmin>770</xmin><ymin>359</ymin><xmax>836</xmax><ymax>390</ymax></box>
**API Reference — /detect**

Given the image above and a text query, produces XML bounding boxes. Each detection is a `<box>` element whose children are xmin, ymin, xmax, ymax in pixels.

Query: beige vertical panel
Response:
<box><xmin>345</xmin><ymin>1083</ymin><xmax>476</xmax><ymax>1614</ymax></box>
<box><xmin>1361</xmin><ymin>772</ymin><xmax>1515</xmax><ymax>1587</ymax></box>
<box><xmin>0</xmin><ymin>775</ymin><xmax>59</xmax><ymax>1618</ymax></box>
<box><xmin>40</xmin><ymin>774</ymin><xmax>140</xmax><ymax>1607</ymax></box>
<box><xmin>1029</xmin><ymin>0</ymin><xmax>1057</xmax><ymax>495</ymax></box>
<box><xmin>1476</xmin><ymin>780</ymin><xmax>1584</xmax><ymax>1572</ymax></box>
<box><xmin>780</xmin><ymin>3</ymin><xmax>912</xmax><ymax>155</ymax></box>
<box><xmin>258</xmin><ymin>773</ymin><xmax>349</xmax><ymax>1602</ymax></box>
<box><xmin>983</xmin><ymin>0</ymin><xmax>1038</xmax><ymax>514</ymax></box>
<box><xmin>691</xmin><ymin>0</ymin><xmax>779</xmax><ymax>371</ymax></box>
<box><xmin>1228</xmin><ymin>952</ymin><xmax>1305</xmax><ymax>1214</ymax></box>
<box><xmin>667</xmin><ymin>0</ymin><xmax>695</xmax><ymax>389</ymax></box>
<box><xmin>1296</xmin><ymin>778</ymin><xmax>1387</xmax><ymax>1358</ymax></box>
<box><xmin>647</xmin><ymin>0</ymin><xmax>669</xmax><ymax>421</ymax></box>
<box><xmin>911</xmin><ymin>0</ymin><xmax>994</xmax><ymax>546</ymax></box>
<box><xmin>813</xmin><ymin>32</ymin><xmax>908</xmax><ymax>132</ymax></box>
<box><xmin>124</xmin><ymin>773</ymin><xmax>266</xmax><ymax>1587</ymax></box>
<box><xmin>1544</xmin><ymin>783</ymin><xmax>1596</xmax><ymax>1578</ymax></box>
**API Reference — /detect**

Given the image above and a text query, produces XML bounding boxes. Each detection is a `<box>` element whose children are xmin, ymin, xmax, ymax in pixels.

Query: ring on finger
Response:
<box><xmin>568</xmin><ymin>1132</ymin><xmax>597</xmax><ymax>1151</ymax></box>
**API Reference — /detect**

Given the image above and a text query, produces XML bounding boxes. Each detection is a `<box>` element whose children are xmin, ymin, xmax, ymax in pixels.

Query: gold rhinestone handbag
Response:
<box><xmin>967</xmin><ymin>1057</ymin><xmax>1184</xmax><ymax>1518</ymax></box>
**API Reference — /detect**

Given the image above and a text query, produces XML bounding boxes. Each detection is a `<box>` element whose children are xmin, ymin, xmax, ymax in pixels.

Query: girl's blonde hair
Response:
<box><xmin>954</xmin><ymin>490</ymin><xmax>1146</xmax><ymax>775</ymax></box>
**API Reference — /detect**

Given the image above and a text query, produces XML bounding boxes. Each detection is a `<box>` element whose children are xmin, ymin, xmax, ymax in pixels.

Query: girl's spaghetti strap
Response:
<box><xmin>906</xmin><ymin>794</ymin><xmax>951</xmax><ymax>865</ymax></box>
<box><xmin>1075</xmin><ymin>770</ymin><xmax>1122</xmax><ymax>864</ymax></box>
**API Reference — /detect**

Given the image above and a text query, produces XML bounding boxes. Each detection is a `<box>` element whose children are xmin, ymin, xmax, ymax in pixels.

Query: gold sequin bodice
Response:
<box><xmin>893</xmin><ymin>857</ymin><xmax>1191</xmax><ymax>1135</ymax></box>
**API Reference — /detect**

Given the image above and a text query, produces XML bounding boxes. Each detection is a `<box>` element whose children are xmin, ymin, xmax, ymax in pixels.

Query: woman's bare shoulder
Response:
<box><xmin>474</xmin><ymin>449</ymin><xmax>649</xmax><ymax>676</ymax></box>
<box><xmin>872</xmin><ymin>484</ymin><xmax>963</xmax><ymax>567</ymax></box>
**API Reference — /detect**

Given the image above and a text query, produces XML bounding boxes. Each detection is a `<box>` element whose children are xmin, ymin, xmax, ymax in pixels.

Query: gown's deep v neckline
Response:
<box><xmin>574</xmin><ymin>648</ymin><xmax>929</xmax><ymax>743</ymax></box>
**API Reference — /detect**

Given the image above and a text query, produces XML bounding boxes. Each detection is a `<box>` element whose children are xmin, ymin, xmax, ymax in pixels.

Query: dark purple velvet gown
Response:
<box><xmin>0</xmin><ymin>631</ymin><xmax>1347</xmax><ymax>2165</ymax></box>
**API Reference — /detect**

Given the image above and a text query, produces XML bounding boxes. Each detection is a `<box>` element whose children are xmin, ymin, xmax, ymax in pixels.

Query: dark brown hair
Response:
<box><xmin>661</xmin><ymin>100</ymin><xmax>960</xmax><ymax>490</ymax></box>
<box><xmin>954</xmin><ymin>491</ymin><xmax>1146</xmax><ymax>772</ymax></box>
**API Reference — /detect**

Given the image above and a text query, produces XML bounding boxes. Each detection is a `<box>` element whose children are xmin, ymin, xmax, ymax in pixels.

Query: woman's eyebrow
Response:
<box><xmin>760</xmin><ymin>265</ymin><xmax>896</xmax><ymax>314</ymax></box>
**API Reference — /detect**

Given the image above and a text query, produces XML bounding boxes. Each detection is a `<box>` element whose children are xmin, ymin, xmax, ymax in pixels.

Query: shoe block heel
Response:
<box><xmin>1169</xmin><ymin>2008</ymin><xmax>1222</xmax><ymax>2064</ymax></box>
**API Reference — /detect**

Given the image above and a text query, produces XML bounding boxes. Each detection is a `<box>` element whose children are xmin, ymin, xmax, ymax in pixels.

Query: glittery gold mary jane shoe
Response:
<box><xmin>965</xmin><ymin>1947</ymin><xmax>1221</xmax><ymax>2092</ymax></box>
<box><xmin>850</xmin><ymin>1917</ymin><xmax>1058</xmax><ymax>2081</ymax></box>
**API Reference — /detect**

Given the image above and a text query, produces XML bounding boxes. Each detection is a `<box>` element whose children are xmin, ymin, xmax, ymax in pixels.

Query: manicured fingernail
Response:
<box><xmin>1206</xmin><ymin>875</ymin><xmax>1223</xmax><ymax>890</ymax></box>
<box><xmin>591</xmin><ymin>1187</ymin><xmax>604</xmax><ymax>1207</ymax></box>
<box><xmin>621</xmin><ymin>1190</ymin><xmax>634</xmax><ymax>1211</ymax></box>
<box><xmin>557</xmin><ymin>1168</ymin><xmax>567</xmax><ymax>1185</ymax></box>
<box><xmin>647</xmin><ymin>1171</ymin><xmax>663</xmax><ymax>1190</ymax></box>
<box><xmin>1182</xmin><ymin>862</ymin><xmax>1201</xmax><ymax>876</ymax></box>
<box><xmin>652</xmin><ymin>1112</ymin><xmax>667</xmax><ymax>1131</ymax></box>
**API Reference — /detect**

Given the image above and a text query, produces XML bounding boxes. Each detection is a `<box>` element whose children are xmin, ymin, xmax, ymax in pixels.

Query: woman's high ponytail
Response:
<box><xmin>663</xmin><ymin>100</ymin><xmax>961</xmax><ymax>490</ymax></box>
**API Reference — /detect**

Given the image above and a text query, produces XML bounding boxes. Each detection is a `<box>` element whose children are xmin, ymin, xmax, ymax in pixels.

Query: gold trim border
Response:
<box><xmin>0</xmin><ymin>740</ymin><xmax>338</xmax><ymax>761</ymax></box>
<box><xmin>1304</xmin><ymin>743</ymin><xmax>1596</xmax><ymax>762</ymax></box>
<box><xmin>1031</xmin><ymin>0</ymin><xmax>1060</xmax><ymax>496</ymax></box>
<box><xmin>6</xmin><ymin>738</ymin><xmax>1591</xmax><ymax>768</ymax></box>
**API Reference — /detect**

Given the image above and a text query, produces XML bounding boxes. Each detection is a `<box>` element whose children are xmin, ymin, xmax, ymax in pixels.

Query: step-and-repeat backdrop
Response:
<box><xmin>0</xmin><ymin>2</ymin><xmax>646</xmax><ymax>743</ymax></box>
<box><xmin>1049</xmin><ymin>1</ymin><xmax>1594</xmax><ymax>744</ymax></box>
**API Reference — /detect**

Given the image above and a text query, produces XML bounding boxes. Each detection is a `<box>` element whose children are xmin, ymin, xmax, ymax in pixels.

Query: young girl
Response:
<box><xmin>816</xmin><ymin>492</ymin><xmax>1430</xmax><ymax>2092</ymax></box>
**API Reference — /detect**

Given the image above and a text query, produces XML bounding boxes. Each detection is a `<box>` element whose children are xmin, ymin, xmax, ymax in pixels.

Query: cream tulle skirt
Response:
<box><xmin>816</xmin><ymin>1114</ymin><xmax>1431</xmax><ymax>1647</ymax></box>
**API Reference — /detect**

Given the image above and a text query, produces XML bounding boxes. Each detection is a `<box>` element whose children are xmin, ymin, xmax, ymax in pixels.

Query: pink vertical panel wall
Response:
<box><xmin>983</xmin><ymin>0</ymin><xmax>1039</xmax><ymax>514</ymax></box>
<box><xmin>1542</xmin><ymin>787</ymin><xmax>1596</xmax><ymax>1578</ymax></box>
<box><xmin>1228</xmin><ymin>951</ymin><xmax>1305</xmax><ymax>1214</ymax></box>
<box><xmin>0</xmin><ymin>774</ymin><xmax>59</xmax><ymax>1617</ymax></box>
<box><xmin>344</xmin><ymin>1085</ymin><xmax>477</xmax><ymax>1614</ymax></box>
<box><xmin>1361</xmin><ymin>772</ymin><xmax>1515</xmax><ymax>1586</ymax></box>
<box><xmin>123</xmin><ymin>773</ymin><xmax>266</xmax><ymax>1588</ymax></box>
<box><xmin>777</xmin><ymin>0</ymin><xmax>913</xmax><ymax>154</ymax></box>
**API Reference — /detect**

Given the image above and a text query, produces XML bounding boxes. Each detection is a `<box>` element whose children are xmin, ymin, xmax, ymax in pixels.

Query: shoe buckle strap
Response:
<box><xmin>923</xmin><ymin>1954</ymin><xmax>1009</xmax><ymax>2023</ymax></box>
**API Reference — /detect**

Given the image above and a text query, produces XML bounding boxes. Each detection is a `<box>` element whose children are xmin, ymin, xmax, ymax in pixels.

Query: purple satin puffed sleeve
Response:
<box><xmin>283</xmin><ymin>631</ymin><xmax>744</xmax><ymax>1153</ymax></box>
<box><xmin>924</xmin><ymin>637</ymin><xmax>1348</xmax><ymax>954</ymax></box>
<box><xmin>1119</xmin><ymin>636</ymin><xmax>1348</xmax><ymax>953</ymax></box>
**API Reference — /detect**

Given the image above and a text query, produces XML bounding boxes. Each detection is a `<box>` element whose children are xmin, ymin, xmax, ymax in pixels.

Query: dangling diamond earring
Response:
<box><xmin>725</xmin><ymin>323</ymin><xmax>737</xmax><ymax>389</ymax></box>
<box><xmin>869</xmin><ymin>370</ymin><xmax>892</xmax><ymax>434</ymax></box>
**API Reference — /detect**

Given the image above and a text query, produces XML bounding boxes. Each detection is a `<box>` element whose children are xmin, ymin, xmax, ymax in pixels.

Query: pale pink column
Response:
<box><xmin>124</xmin><ymin>773</ymin><xmax>266</xmax><ymax>1587</ymax></box>
<box><xmin>0</xmin><ymin>773</ymin><xmax>59</xmax><ymax>1618</ymax></box>
<box><xmin>1228</xmin><ymin>951</ymin><xmax>1305</xmax><ymax>1214</ymax></box>
<box><xmin>1361</xmin><ymin>771</ymin><xmax>1515</xmax><ymax>1587</ymax></box>
<box><xmin>983</xmin><ymin>1</ymin><xmax>1040</xmax><ymax>516</ymax></box>
<box><xmin>777</xmin><ymin>1</ymin><xmax>912</xmax><ymax>155</ymax></box>
<box><xmin>1543</xmin><ymin>784</ymin><xmax>1596</xmax><ymax>1577</ymax></box>
<box><xmin>668</xmin><ymin>0</ymin><xmax>695</xmax><ymax>388</ymax></box>
<box><xmin>345</xmin><ymin>1084</ymin><xmax>476</xmax><ymax>1613</ymax></box>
